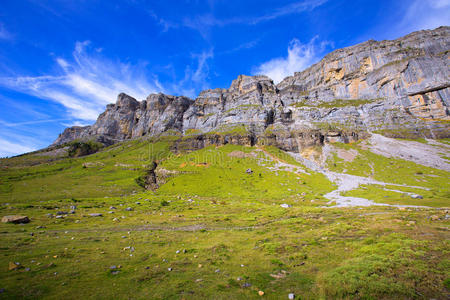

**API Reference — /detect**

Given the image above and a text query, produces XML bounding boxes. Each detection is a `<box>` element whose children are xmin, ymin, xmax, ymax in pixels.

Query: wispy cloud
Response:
<box><xmin>0</xmin><ymin>118</ymin><xmax>70</xmax><ymax>127</ymax></box>
<box><xmin>0</xmin><ymin>41</ymin><xmax>160</xmax><ymax>121</ymax></box>
<box><xmin>219</xmin><ymin>39</ymin><xmax>260</xmax><ymax>55</ymax></box>
<box><xmin>252</xmin><ymin>37</ymin><xmax>332</xmax><ymax>83</ymax></box>
<box><xmin>152</xmin><ymin>0</ymin><xmax>328</xmax><ymax>38</ymax></box>
<box><xmin>169</xmin><ymin>48</ymin><xmax>214</xmax><ymax>97</ymax></box>
<box><xmin>0</xmin><ymin>23</ymin><xmax>12</xmax><ymax>40</ymax></box>
<box><xmin>0</xmin><ymin>137</ymin><xmax>37</xmax><ymax>157</ymax></box>
<box><xmin>394</xmin><ymin>0</ymin><xmax>450</xmax><ymax>37</ymax></box>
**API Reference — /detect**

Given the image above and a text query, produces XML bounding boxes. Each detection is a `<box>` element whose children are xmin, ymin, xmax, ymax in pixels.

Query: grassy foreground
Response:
<box><xmin>0</xmin><ymin>139</ymin><xmax>449</xmax><ymax>299</ymax></box>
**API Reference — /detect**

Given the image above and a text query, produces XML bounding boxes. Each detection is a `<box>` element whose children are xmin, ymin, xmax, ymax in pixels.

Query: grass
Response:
<box><xmin>342</xmin><ymin>184</ymin><xmax>449</xmax><ymax>207</ymax></box>
<box><xmin>0</xmin><ymin>138</ymin><xmax>449</xmax><ymax>299</ymax></box>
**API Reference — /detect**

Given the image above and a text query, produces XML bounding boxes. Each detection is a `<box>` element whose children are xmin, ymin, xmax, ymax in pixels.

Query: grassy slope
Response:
<box><xmin>0</xmin><ymin>139</ymin><xmax>449</xmax><ymax>299</ymax></box>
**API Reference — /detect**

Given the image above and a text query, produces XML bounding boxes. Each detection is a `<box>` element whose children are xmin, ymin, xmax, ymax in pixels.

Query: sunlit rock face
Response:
<box><xmin>53</xmin><ymin>26</ymin><xmax>450</xmax><ymax>149</ymax></box>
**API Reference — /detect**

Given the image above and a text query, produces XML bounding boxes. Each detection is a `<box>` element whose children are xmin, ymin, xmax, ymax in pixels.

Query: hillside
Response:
<box><xmin>0</xmin><ymin>27</ymin><xmax>449</xmax><ymax>299</ymax></box>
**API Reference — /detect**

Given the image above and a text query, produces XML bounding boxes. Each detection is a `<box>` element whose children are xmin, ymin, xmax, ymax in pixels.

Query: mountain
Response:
<box><xmin>53</xmin><ymin>26</ymin><xmax>450</xmax><ymax>150</ymax></box>
<box><xmin>2</xmin><ymin>27</ymin><xmax>450</xmax><ymax>300</ymax></box>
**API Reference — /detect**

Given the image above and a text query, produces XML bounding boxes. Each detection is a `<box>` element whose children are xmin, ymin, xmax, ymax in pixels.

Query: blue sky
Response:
<box><xmin>0</xmin><ymin>0</ymin><xmax>449</xmax><ymax>157</ymax></box>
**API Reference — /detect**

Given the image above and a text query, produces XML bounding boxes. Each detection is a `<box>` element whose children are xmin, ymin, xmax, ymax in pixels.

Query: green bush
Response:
<box><xmin>68</xmin><ymin>140</ymin><xmax>103</xmax><ymax>157</ymax></box>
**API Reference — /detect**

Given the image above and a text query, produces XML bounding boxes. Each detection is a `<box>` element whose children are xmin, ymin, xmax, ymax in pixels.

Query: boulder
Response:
<box><xmin>2</xmin><ymin>216</ymin><xmax>30</xmax><ymax>224</ymax></box>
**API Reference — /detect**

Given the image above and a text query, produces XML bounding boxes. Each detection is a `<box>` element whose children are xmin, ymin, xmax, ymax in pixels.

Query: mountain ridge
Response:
<box><xmin>53</xmin><ymin>26</ymin><xmax>450</xmax><ymax>150</ymax></box>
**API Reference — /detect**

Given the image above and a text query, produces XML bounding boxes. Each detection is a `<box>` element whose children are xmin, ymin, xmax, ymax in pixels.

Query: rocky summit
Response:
<box><xmin>54</xmin><ymin>27</ymin><xmax>450</xmax><ymax>151</ymax></box>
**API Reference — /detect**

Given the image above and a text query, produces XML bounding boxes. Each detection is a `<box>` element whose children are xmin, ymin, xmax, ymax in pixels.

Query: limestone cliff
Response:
<box><xmin>53</xmin><ymin>26</ymin><xmax>450</xmax><ymax>151</ymax></box>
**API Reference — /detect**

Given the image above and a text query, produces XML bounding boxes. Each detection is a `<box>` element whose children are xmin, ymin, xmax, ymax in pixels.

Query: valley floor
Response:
<box><xmin>0</xmin><ymin>135</ymin><xmax>449</xmax><ymax>299</ymax></box>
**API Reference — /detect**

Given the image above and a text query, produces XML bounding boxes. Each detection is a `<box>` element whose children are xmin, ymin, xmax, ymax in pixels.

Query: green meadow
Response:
<box><xmin>0</xmin><ymin>138</ymin><xmax>449</xmax><ymax>299</ymax></box>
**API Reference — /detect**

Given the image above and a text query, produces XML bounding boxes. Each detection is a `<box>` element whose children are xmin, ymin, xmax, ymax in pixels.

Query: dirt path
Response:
<box><xmin>283</xmin><ymin>150</ymin><xmax>430</xmax><ymax>208</ymax></box>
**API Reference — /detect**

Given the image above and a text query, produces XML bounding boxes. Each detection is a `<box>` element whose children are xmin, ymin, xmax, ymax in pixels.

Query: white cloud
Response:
<box><xmin>169</xmin><ymin>49</ymin><xmax>214</xmax><ymax>97</ymax></box>
<box><xmin>395</xmin><ymin>0</ymin><xmax>450</xmax><ymax>36</ymax></box>
<box><xmin>252</xmin><ymin>37</ymin><xmax>329</xmax><ymax>83</ymax></box>
<box><xmin>0</xmin><ymin>137</ymin><xmax>37</xmax><ymax>157</ymax></box>
<box><xmin>155</xmin><ymin>0</ymin><xmax>328</xmax><ymax>39</ymax></box>
<box><xmin>0</xmin><ymin>41</ymin><xmax>160</xmax><ymax>121</ymax></box>
<box><xmin>0</xmin><ymin>23</ymin><xmax>12</xmax><ymax>40</ymax></box>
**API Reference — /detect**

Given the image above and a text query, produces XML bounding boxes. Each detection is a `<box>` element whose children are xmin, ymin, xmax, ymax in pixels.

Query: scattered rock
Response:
<box><xmin>430</xmin><ymin>215</ymin><xmax>440</xmax><ymax>221</ymax></box>
<box><xmin>246</xmin><ymin>168</ymin><xmax>253</xmax><ymax>174</ymax></box>
<box><xmin>125</xmin><ymin>207</ymin><xmax>133</xmax><ymax>211</ymax></box>
<box><xmin>89</xmin><ymin>213</ymin><xmax>103</xmax><ymax>217</ymax></box>
<box><xmin>215</xmin><ymin>269</ymin><xmax>220</xmax><ymax>273</ymax></box>
<box><xmin>2</xmin><ymin>216</ymin><xmax>30</xmax><ymax>224</ymax></box>
<box><xmin>8</xmin><ymin>262</ymin><xmax>21</xmax><ymax>271</ymax></box>
<box><xmin>258</xmin><ymin>291</ymin><xmax>264</xmax><ymax>296</ymax></box>
<box><xmin>280</xmin><ymin>204</ymin><xmax>292</xmax><ymax>208</ymax></box>
<box><xmin>242</xmin><ymin>283</ymin><xmax>252</xmax><ymax>288</ymax></box>
<box><xmin>410</xmin><ymin>194</ymin><xmax>423</xmax><ymax>199</ymax></box>
<box><xmin>288</xmin><ymin>293</ymin><xmax>295</xmax><ymax>299</ymax></box>
<box><xmin>110</xmin><ymin>206</ymin><xmax>117</xmax><ymax>210</ymax></box>
<box><xmin>168</xmin><ymin>268</ymin><xmax>172</xmax><ymax>271</ymax></box>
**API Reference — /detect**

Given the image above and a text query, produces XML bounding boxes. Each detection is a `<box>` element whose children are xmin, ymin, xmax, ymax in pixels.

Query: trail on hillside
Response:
<box><xmin>257</xmin><ymin>145</ymin><xmax>432</xmax><ymax>208</ymax></box>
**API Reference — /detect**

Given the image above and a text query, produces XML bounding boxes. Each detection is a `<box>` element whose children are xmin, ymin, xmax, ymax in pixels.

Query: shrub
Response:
<box><xmin>68</xmin><ymin>140</ymin><xmax>103</xmax><ymax>157</ymax></box>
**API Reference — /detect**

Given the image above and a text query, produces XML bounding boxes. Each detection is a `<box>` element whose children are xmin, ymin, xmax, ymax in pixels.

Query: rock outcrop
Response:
<box><xmin>53</xmin><ymin>26</ymin><xmax>450</xmax><ymax>151</ymax></box>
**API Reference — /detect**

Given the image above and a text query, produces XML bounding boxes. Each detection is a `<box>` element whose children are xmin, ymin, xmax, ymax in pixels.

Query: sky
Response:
<box><xmin>0</xmin><ymin>0</ymin><xmax>449</xmax><ymax>157</ymax></box>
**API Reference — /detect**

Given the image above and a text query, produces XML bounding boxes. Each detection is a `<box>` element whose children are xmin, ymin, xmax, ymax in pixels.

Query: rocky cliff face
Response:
<box><xmin>53</xmin><ymin>27</ymin><xmax>450</xmax><ymax>151</ymax></box>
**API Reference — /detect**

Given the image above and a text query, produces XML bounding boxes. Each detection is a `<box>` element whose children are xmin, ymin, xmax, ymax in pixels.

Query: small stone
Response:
<box><xmin>176</xmin><ymin>250</ymin><xmax>180</xmax><ymax>254</ymax></box>
<box><xmin>2</xmin><ymin>216</ymin><xmax>30</xmax><ymax>224</ymax></box>
<box><xmin>110</xmin><ymin>265</ymin><xmax>117</xmax><ymax>269</ymax></box>
<box><xmin>110</xmin><ymin>206</ymin><xmax>117</xmax><ymax>210</ymax></box>
<box><xmin>55</xmin><ymin>215</ymin><xmax>63</xmax><ymax>219</ymax></box>
<box><xmin>198</xmin><ymin>264</ymin><xmax>202</xmax><ymax>268</ymax></box>
<box><xmin>246</xmin><ymin>168</ymin><xmax>253</xmax><ymax>174</ymax></box>
<box><xmin>168</xmin><ymin>268</ymin><xmax>172</xmax><ymax>271</ymax></box>
<box><xmin>125</xmin><ymin>207</ymin><xmax>133</xmax><ymax>211</ymax></box>
<box><xmin>135</xmin><ymin>202</ymin><xmax>141</xmax><ymax>205</ymax></box>
<box><xmin>215</xmin><ymin>269</ymin><xmax>220</xmax><ymax>273</ymax></box>
<box><xmin>410</xmin><ymin>194</ymin><xmax>423</xmax><ymax>199</ymax></box>
<box><xmin>430</xmin><ymin>215</ymin><xmax>439</xmax><ymax>221</ymax></box>
<box><xmin>242</xmin><ymin>283</ymin><xmax>252</xmax><ymax>288</ymax></box>
<box><xmin>280</xmin><ymin>204</ymin><xmax>292</xmax><ymax>208</ymax></box>
<box><xmin>8</xmin><ymin>262</ymin><xmax>21</xmax><ymax>271</ymax></box>
<box><xmin>108</xmin><ymin>211</ymin><xmax>114</xmax><ymax>214</ymax></box>
<box><xmin>195</xmin><ymin>279</ymin><xmax>202</xmax><ymax>282</ymax></box>
<box><xmin>24</xmin><ymin>267</ymin><xmax>31</xmax><ymax>272</ymax></box>
<box><xmin>70</xmin><ymin>205</ymin><xmax>77</xmax><ymax>210</ymax></box>
<box><xmin>258</xmin><ymin>291</ymin><xmax>264</xmax><ymax>296</ymax></box>
<box><xmin>111</xmin><ymin>271</ymin><xmax>120</xmax><ymax>275</ymax></box>
<box><xmin>288</xmin><ymin>293</ymin><xmax>295</xmax><ymax>299</ymax></box>
<box><xmin>240</xmin><ymin>264</ymin><xmax>245</xmax><ymax>267</ymax></box>
<box><xmin>89</xmin><ymin>213</ymin><xmax>102</xmax><ymax>217</ymax></box>
<box><xmin>237</xmin><ymin>277</ymin><xmax>242</xmax><ymax>281</ymax></box>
